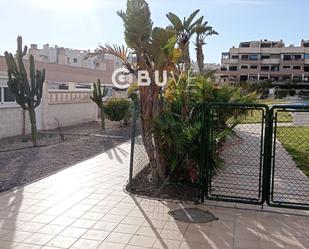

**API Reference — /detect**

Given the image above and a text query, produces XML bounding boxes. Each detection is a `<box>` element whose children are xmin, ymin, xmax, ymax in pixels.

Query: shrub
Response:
<box><xmin>275</xmin><ymin>89</ymin><xmax>288</xmax><ymax>99</ymax></box>
<box><xmin>289</xmin><ymin>89</ymin><xmax>296</xmax><ymax>96</ymax></box>
<box><xmin>104</xmin><ymin>98</ymin><xmax>131</xmax><ymax>124</ymax></box>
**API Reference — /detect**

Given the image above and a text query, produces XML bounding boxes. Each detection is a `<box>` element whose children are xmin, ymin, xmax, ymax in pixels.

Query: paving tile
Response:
<box><xmin>152</xmin><ymin>238</ymin><xmax>181</xmax><ymax>249</ymax></box>
<box><xmin>46</xmin><ymin>235</ymin><xmax>78</xmax><ymax>248</ymax></box>
<box><xmin>37</xmin><ymin>224</ymin><xmax>66</xmax><ymax>235</ymax></box>
<box><xmin>128</xmin><ymin>235</ymin><xmax>156</xmax><ymax>248</ymax></box>
<box><xmin>0</xmin><ymin>240</ymin><xmax>18</xmax><ymax>249</ymax></box>
<box><xmin>97</xmin><ymin>242</ymin><xmax>126</xmax><ymax>249</ymax></box>
<box><xmin>1</xmin><ymin>230</ymin><xmax>32</xmax><ymax>242</ymax></box>
<box><xmin>71</xmin><ymin>238</ymin><xmax>101</xmax><ymax>249</ymax></box>
<box><xmin>15</xmin><ymin>222</ymin><xmax>45</xmax><ymax>233</ymax></box>
<box><xmin>22</xmin><ymin>233</ymin><xmax>55</xmax><ymax>245</ymax></box>
<box><xmin>12</xmin><ymin>243</ymin><xmax>42</xmax><ymax>249</ymax></box>
<box><xmin>59</xmin><ymin>227</ymin><xmax>87</xmax><ymax>238</ymax></box>
<box><xmin>81</xmin><ymin>229</ymin><xmax>110</xmax><ymax>241</ymax></box>
<box><xmin>71</xmin><ymin>219</ymin><xmax>97</xmax><ymax>229</ymax></box>
<box><xmin>50</xmin><ymin>217</ymin><xmax>76</xmax><ymax>226</ymax></box>
<box><xmin>114</xmin><ymin>224</ymin><xmax>140</xmax><ymax>234</ymax></box>
<box><xmin>105</xmin><ymin>232</ymin><xmax>133</xmax><ymax>244</ymax></box>
<box><xmin>92</xmin><ymin>221</ymin><xmax>118</xmax><ymax>231</ymax></box>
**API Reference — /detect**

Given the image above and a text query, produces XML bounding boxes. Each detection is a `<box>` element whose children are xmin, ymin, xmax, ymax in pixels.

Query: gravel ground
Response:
<box><xmin>0</xmin><ymin>121</ymin><xmax>132</xmax><ymax>193</ymax></box>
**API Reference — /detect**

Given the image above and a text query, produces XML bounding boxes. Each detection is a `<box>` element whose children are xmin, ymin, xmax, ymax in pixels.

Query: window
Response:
<box><xmin>0</xmin><ymin>87</ymin><xmax>16</xmax><ymax>104</ymax></box>
<box><xmin>229</xmin><ymin>66</ymin><xmax>238</xmax><ymax>71</ymax></box>
<box><xmin>240</xmin><ymin>65</ymin><xmax>248</xmax><ymax>69</ymax></box>
<box><xmin>293</xmin><ymin>54</ymin><xmax>302</xmax><ymax>60</ymax></box>
<box><xmin>305</xmin><ymin>54</ymin><xmax>309</xmax><ymax>59</ymax></box>
<box><xmin>241</xmin><ymin>55</ymin><xmax>249</xmax><ymax>60</ymax></box>
<box><xmin>106</xmin><ymin>87</ymin><xmax>113</xmax><ymax>97</ymax></box>
<box><xmin>304</xmin><ymin>65</ymin><xmax>309</xmax><ymax>72</ymax></box>
<box><xmin>222</xmin><ymin>53</ymin><xmax>230</xmax><ymax>59</ymax></box>
<box><xmin>240</xmin><ymin>42</ymin><xmax>250</xmax><ymax>48</ymax></box>
<box><xmin>261</xmin><ymin>43</ymin><xmax>271</xmax><ymax>48</ymax></box>
<box><xmin>261</xmin><ymin>66</ymin><xmax>270</xmax><ymax>71</ymax></box>
<box><xmin>271</xmin><ymin>65</ymin><xmax>279</xmax><ymax>71</ymax></box>
<box><xmin>249</xmin><ymin>54</ymin><xmax>259</xmax><ymax>60</ymax></box>
<box><xmin>231</xmin><ymin>55</ymin><xmax>239</xmax><ymax>59</ymax></box>
<box><xmin>293</xmin><ymin>66</ymin><xmax>301</xmax><ymax>70</ymax></box>
<box><xmin>261</xmin><ymin>54</ymin><xmax>270</xmax><ymax>59</ymax></box>
<box><xmin>73</xmin><ymin>58</ymin><xmax>78</xmax><ymax>63</ymax></box>
<box><xmin>283</xmin><ymin>54</ymin><xmax>292</xmax><ymax>60</ymax></box>
<box><xmin>303</xmin><ymin>43</ymin><xmax>309</xmax><ymax>48</ymax></box>
<box><xmin>221</xmin><ymin>67</ymin><xmax>227</xmax><ymax>71</ymax></box>
<box><xmin>250</xmin><ymin>65</ymin><xmax>258</xmax><ymax>69</ymax></box>
<box><xmin>283</xmin><ymin>65</ymin><xmax>291</xmax><ymax>69</ymax></box>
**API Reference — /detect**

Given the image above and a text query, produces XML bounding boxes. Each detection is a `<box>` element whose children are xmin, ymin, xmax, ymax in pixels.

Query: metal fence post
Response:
<box><xmin>262</xmin><ymin>106</ymin><xmax>272</xmax><ymax>206</ymax></box>
<box><xmin>128</xmin><ymin>100</ymin><xmax>138</xmax><ymax>189</ymax></box>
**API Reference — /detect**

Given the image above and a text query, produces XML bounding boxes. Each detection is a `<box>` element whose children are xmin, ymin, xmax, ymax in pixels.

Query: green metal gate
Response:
<box><xmin>267</xmin><ymin>105</ymin><xmax>309</xmax><ymax>209</ymax></box>
<box><xmin>201</xmin><ymin>103</ymin><xmax>309</xmax><ymax>210</ymax></box>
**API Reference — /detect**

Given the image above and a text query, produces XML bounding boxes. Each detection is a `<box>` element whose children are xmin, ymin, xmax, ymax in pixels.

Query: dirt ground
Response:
<box><xmin>0</xmin><ymin>121</ymin><xmax>132</xmax><ymax>193</ymax></box>
<box><xmin>127</xmin><ymin>165</ymin><xmax>200</xmax><ymax>203</ymax></box>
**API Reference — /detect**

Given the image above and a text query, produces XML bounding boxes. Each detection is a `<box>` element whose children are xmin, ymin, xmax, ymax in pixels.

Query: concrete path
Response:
<box><xmin>0</xmin><ymin>140</ymin><xmax>309</xmax><ymax>249</ymax></box>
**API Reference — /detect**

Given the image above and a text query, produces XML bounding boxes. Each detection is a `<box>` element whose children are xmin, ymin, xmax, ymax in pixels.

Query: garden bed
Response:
<box><xmin>0</xmin><ymin>121</ymin><xmax>131</xmax><ymax>193</ymax></box>
<box><xmin>127</xmin><ymin>165</ymin><xmax>200</xmax><ymax>203</ymax></box>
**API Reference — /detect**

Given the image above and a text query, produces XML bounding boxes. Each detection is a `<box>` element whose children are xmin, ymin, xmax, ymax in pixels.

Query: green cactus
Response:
<box><xmin>90</xmin><ymin>79</ymin><xmax>108</xmax><ymax>130</ymax></box>
<box><xmin>4</xmin><ymin>36</ymin><xmax>45</xmax><ymax>147</ymax></box>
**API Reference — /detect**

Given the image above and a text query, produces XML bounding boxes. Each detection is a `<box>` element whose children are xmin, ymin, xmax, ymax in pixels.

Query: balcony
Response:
<box><xmin>261</xmin><ymin>58</ymin><xmax>280</xmax><ymax>64</ymax></box>
<box><xmin>222</xmin><ymin>58</ymin><xmax>239</xmax><ymax>64</ymax></box>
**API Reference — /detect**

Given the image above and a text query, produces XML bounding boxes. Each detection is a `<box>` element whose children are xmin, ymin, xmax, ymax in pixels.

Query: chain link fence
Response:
<box><xmin>128</xmin><ymin>103</ymin><xmax>149</xmax><ymax>188</ymax></box>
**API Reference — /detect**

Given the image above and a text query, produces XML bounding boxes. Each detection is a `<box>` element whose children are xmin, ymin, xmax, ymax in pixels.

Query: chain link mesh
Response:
<box><xmin>271</xmin><ymin>109</ymin><xmax>309</xmax><ymax>206</ymax></box>
<box><xmin>129</xmin><ymin>105</ymin><xmax>149</xmax><ymax>185</ymax></box>
<box><xmin>207</xmin><ymin>106</ymin><xmax>265</xmax><ymax>203</ymax></box>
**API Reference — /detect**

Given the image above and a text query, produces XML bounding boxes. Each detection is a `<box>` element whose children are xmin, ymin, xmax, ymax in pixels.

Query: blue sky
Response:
<box><xmin>0</xmin><ymin>0</ymin><xmax>308</xmax><ymax>63</ymax></box>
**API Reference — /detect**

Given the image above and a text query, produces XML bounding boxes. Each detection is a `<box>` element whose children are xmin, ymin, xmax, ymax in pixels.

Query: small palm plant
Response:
<box><xmin>91</xmin><ymin>79</ymin><xmax>108</xmax><ymax>130</ymax></box>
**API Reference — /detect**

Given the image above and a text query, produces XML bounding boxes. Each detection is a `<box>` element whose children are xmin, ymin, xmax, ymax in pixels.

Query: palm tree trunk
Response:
<box><xmin>196</xmin><ymin>37</ymin><xmax>205</xmax><ymax>73</ymax></box>
<box><xmin>139</xmin><ymin>81</ymin><xmax>166</xmax><ymax>182</ymax></box>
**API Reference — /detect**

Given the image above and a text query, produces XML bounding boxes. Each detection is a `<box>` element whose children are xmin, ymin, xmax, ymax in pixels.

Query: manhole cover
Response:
<box><xmin>168</xmin><ymin>208</ymin><xmax>218</xmax><ymax>223</ymax></box>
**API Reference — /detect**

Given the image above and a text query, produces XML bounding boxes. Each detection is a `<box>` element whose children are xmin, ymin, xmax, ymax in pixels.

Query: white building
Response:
<box><xmin>27</xmin><ymin>44</ymin><xmax>122</xmax><ymax>71</ymax></box>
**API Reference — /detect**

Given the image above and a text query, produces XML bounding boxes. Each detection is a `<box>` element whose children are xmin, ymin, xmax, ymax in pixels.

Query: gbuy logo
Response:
<box><xmin>112</xmin><ymin>68</ymin><xmax>168</xmax><ymax>89</ymax></box>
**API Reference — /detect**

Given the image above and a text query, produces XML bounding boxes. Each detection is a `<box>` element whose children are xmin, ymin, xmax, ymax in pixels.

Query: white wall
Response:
<box><xmin>43</xmin><ymin>102</ymin><xmax>97</xmax><ymax>130</ymax></box>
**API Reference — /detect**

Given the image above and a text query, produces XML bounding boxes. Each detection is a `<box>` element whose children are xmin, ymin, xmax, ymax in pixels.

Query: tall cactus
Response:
<box><xmin>91</xmin><ymin>79</ymin><xmax>108</xmax><ymax>130</ymax></box>
<box><xmin>4</xmin><ymin>36</ymin><xmax>45</xmax><ymax>147</ymax></box>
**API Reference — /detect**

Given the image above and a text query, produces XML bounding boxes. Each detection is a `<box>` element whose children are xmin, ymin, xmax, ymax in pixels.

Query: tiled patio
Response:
<box><xmin>0</xmin><ymin>140</ymin><xmax>309</xmax><ymax>249</ymax></box>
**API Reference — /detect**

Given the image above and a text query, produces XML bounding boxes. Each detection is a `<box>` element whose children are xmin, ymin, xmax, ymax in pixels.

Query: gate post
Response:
<box><xmin>199</xmin><ymin>103</ymin><xmax>210</xmax><ymax>203</ymax></box>
<box><xmin>262</xmin><ymin>107</ymin><xmax>273</xmax><ymax>205</ymax></box>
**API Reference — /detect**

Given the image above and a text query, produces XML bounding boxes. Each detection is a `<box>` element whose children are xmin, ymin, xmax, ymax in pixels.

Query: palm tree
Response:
<box><xmin>166</xmin><ymin>9</ymin><xmax>203</xmax><ymax>70</ymax></box>
<box><xmin>195</xmin><ymin>22</ymin><xmax>218</xmax><ymax>73</ymax></box>
<box><xmin>105</xmin><ymin>0</ymin><xmax>181</xmax><ymax>181</ymax></box>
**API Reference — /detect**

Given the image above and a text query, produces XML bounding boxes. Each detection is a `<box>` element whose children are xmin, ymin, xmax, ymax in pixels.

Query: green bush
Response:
<box><xmin>104</xmin><ymin>98</ymin><xmax>131</xmax><ymax>124</ymax></box>
<box><xmin>275</xmin><ymin>89</ymin><xmax>288</xmax><ymax>99</ymax></box>
<box><xmin>289</xmin><ymin>89</ymin><xmax>296</xmax><ymax>96</ymax></box>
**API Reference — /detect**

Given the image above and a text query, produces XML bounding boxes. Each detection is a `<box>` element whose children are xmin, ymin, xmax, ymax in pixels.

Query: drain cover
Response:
<box><xmin>168</xmin><ymin>208</ymin><xmax>218</xmax><ymax>223</ymax></box>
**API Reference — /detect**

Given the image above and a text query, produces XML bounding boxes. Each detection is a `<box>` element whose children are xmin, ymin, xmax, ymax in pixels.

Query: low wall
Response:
<box><xmin>43</xmin><ymin>101</ymin><xmax>97</xmax><ymax>130</ymax></box>
<box><xmin>0</xmin><ymin>106</ymin><xmax>31</xmax><ymax>139</ymax></box>
<box><xmin>0</xmin><ymin>85</ymin><xmax>98</xmax><ymax>139</ymax></box>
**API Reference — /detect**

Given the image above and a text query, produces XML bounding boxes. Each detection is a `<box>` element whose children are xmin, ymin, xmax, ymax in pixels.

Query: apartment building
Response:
<box><xmin>27</xmin><ymin>44</ymin><xmax>122</xmax><ymax>71</ymax></box>
<box><xmin>219</xmin><ymin>39</ymin><xmax>309</xmax><ymax>84</ymax></box>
